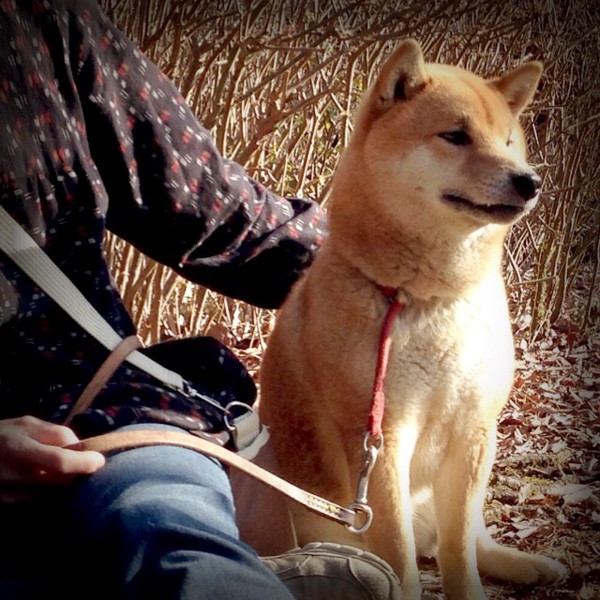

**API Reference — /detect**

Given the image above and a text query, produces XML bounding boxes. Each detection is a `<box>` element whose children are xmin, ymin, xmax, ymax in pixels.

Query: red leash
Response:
<box><xmin>368</xmin><ymin>286</ymin><xmax>406</xmax><ymax>438</ymax></box>
<box><xmin>348</xmin><ymin>286</ymin><xmax>406</xmax><ymax>532</ymax></box>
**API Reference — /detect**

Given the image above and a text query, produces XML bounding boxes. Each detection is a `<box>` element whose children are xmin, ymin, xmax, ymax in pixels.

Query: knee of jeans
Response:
<box><xmin>71</xmin><ymin>426</ymin><xmax>239</xmax><ymax>540</ymax></box>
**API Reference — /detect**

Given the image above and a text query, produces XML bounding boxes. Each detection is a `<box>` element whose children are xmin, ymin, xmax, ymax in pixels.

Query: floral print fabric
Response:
<box><xmin>0</xmin><ymin>0</ymin><xmax>326</xmax><ymax>436</ymax></box>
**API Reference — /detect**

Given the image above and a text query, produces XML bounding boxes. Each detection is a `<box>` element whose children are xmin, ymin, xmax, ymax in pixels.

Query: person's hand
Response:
<box><xmin>0</xmin><ymin>416</ymin><xmax>105</xmax><ymax>503</ymax></box>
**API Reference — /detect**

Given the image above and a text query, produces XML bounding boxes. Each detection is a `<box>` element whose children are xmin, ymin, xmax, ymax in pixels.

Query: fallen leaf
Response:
<box><xmin>548</xmin><ymin>483</ymin><xmax>594</xmax><ymax>505</ymax></box>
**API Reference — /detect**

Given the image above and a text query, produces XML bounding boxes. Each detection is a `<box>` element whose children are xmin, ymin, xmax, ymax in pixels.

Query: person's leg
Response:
<box><xmin>0</xmin><ymin>496</ymin><xmax>68</xmax><ymax>599</ymax></box>
<box><xmin>67</xmin><ymin>425</ymin><xmax>294</xmax><ymax>600</ymax></box>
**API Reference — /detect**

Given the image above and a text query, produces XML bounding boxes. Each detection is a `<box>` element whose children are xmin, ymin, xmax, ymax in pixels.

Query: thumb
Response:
<box><xmin>60</xmin><ymin>445</ymin><xmax>106</xmax><ymax>474</ymax></box>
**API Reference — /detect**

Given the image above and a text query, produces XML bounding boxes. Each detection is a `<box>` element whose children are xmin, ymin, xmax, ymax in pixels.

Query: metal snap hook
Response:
<box><xmin>345</xmin><ymin>431</ymin><xmax>384</xmax><ymax>534</ymax></box>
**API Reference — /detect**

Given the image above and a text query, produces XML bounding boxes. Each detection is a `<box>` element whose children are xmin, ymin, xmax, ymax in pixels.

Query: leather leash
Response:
<box><xmin>60</xmin><ymin>339</ymin><xmax>369</xmax><ymax>530</ymax></box>
<box><xmin>64</xmin><ymin>335</ymin><xmax>143</xmax><ymax>426</ymax></box>
<box><xmin>71</xmin><ymin>429</ymin><xmax>362</xmax><ymax>530</ymax></box>
<box><xmin>69</xmin><ymin>285</ymin><xmax>406</xmax><ymax>535</ymax></box>
<box><xmin>0</xmin><ymin>199</ymin><xmax>406</xmax><ymax>533</ymax></box>
<box><xmin>63</xmin><ymin>333</ymin><xmax>366</xmax><ymax>531</ymax></box>
<box><xmin>61</xmin><ymin>336</ymin><xmax>359</xmax><ymax>525</ymax></box>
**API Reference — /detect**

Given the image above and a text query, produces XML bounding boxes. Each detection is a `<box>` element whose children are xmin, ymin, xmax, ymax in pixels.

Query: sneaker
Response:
<box><xmin>261</xmin><ymin>542</ymin><xmax>402</xmax><ymax>600</ymax></box>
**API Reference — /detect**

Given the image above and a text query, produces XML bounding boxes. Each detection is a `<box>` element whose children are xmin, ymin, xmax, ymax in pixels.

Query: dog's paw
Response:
<box><xmin>478</xmin><ymin>544</ymin><xmax>567</xmax><ymax>585</ymax></box>
<box><xmin>441</xmin><ymin>573</ymin><xmax>487</xmax><ymax>600</ymax></box>
<box><xmin>444</xmin><ymin>585</ymin><xmax>487</xmax><ymax>600</ymax></box>
<box><xmin>511</xmin><ymin>553</ymin><xmax>567</xmax><ymax>585</ymax></box>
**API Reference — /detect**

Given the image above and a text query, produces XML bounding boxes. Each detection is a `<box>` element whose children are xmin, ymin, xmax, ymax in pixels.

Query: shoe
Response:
<box><xmin>261</xmin><ymin>542</ymin><xmax>402</xmax><ymax>599</ymax></box>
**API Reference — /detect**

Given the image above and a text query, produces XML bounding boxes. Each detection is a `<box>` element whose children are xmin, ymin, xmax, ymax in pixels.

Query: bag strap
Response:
<box><xmin>63</xmin><ymin>334</ymin><xmax>143</xmax><ymax>426</ymax></box>
<box><xmin>0</xmin><ymin>207</ymin><xmax>184</xmax><ymax>389</ymax></box>
<box><xmin>0</xmin><ymin>205</ymin><xmax>263</xmax><ymax>456</ymax></box>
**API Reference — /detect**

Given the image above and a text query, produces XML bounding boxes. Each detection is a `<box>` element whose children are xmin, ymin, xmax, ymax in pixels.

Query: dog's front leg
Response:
<box><xmin>433</xmin><ymin>426</ymin><xmax>492</xmax><ymax>600</ymax></box>
<box><xmin>367</xmin><ymin>426</ymin><xmax>421</xmax><ymax>600</ymax></box>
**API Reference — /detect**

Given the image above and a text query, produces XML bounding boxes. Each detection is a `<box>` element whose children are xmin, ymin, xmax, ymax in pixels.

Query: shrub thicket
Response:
<box><xmin>100</xmin><ymin>0</ymin><xmax>599</xmax><ymax>347</ymax></box>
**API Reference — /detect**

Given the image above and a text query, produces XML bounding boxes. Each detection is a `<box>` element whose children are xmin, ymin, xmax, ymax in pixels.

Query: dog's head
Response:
<box><xmin>332</xmin><ymin>40</ymin><xmax>543</xmax><ymax>232</ymax></box>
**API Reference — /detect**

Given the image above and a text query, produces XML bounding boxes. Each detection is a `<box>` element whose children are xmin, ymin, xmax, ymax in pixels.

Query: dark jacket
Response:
<box><xmin>0</xmin><ymin>0</ymin><xmax>327</xmax><ymax>437</ymax></box>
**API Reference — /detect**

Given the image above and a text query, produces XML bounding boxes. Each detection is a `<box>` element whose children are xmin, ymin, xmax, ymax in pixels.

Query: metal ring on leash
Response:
<box><xmin>346</xmin><ymin>502</ymin><xmax>374</xmax><ymax>534</ymax></box>
<box><xmin>223</xmin><ymin>400</ymin><xmax>257</xmax><ymax>431</ymax></box>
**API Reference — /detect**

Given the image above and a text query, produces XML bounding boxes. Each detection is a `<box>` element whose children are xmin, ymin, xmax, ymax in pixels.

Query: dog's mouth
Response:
<box><xmin>442</xmin><ymin>193</ymin><xmax>530</xmax><ymax>222</ymax></box>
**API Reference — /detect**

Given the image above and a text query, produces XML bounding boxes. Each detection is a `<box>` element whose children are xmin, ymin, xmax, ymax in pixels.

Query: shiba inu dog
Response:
<box><xmin>258</xmin><ymin>40</ymin><xmax>567</xmax><ymax>599</ymax></box>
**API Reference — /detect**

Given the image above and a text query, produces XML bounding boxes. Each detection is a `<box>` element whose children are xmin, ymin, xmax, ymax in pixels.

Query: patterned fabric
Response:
<box><xmin>0</xmin><ymin>0</ymin><xmax>327</xmax><ymax>437</ymax></box>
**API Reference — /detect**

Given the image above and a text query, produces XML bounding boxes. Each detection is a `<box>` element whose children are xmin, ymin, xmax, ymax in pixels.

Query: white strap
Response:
<box><xmin>0</xmin><ymin>205</ymin><xmax>185</xmax><ymax>390</ymax></box>
<box><xmin>0</xmin><ymin>205</ymin><xmax>267</xmax><ymax>455</ymax></box>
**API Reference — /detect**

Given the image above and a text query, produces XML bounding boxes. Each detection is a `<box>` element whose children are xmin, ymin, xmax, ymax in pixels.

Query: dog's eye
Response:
<box><xmin>439</xmin><ymin>130</ymin><xmax>471</xmax><ymax>146</ymax></box>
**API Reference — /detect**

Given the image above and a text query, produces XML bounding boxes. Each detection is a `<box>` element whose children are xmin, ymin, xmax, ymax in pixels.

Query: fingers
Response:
<box><xmin>0</xmin><ymin>416</ymin><xmax>106</xmax><ymax>486</ymax></box>
<box><xmin>17</xmin><ymin>439</ymin><xmax>106</xmax><ymax>476</ymax></box>
<box><xmin>5</xmin><ymin>415</ymin><xmax>79</xmax><ymax>446</ymax></box>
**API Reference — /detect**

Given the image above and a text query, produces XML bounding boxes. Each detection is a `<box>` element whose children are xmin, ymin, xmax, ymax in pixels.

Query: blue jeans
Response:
<box><xmin>0</xmin><ymin>425</ymin><xmax>294</xmax><ymax>600</ymax></box>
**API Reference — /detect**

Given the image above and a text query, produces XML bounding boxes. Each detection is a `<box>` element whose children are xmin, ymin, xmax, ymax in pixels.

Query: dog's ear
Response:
<box><xmin>375</xmin><ymin>40</ymin><xmax>429</xmax><ymax>109</ymax></box>
<box><xmin>490</xmin><ymin>62</ymin><xmax>543</xmax><ymax>116</ymax></box>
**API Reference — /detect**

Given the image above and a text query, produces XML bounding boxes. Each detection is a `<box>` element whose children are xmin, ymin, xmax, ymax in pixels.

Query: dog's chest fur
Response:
<box><xmin>385</xmin><ymin>280</ymin><xmax>514</xmax><ymax>422</ymax></box>
<box><xmin>291</xmin><ymin>252</ymin><xmax>515</xmax><ymax>425</ymax></box>
<box><xmin>274</xmin><ymin>260</ymin><xmax>516</xmax><ymax>499</ymax></box>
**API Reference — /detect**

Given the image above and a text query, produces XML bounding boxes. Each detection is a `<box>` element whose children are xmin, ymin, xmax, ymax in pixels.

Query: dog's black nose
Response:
<box><xmin>512</xmin><ymin>172</ymin><xmax>541</xmax><ymax>201</ymax></box>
